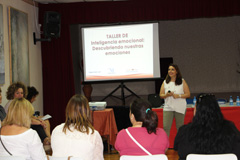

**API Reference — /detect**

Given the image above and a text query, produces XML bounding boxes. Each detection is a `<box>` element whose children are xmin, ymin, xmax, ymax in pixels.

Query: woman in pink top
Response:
<box><xmin>115</xmin><ymin>98</ymin><xmax>169</xmax><ymax>156</ymax></box>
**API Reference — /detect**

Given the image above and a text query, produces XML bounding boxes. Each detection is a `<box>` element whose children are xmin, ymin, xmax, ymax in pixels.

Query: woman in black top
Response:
<box><xmin>174</xmin><ymin>93</ymin><xmax>240</xmax><ymax>160</ymax></box>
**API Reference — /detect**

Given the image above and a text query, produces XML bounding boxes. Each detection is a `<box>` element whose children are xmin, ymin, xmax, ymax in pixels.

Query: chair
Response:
<box><xmin>0</xmin><ymin>156</ymin><xmax>26</xmax><ymax>160</ymax></box>
<box><xmin>120</xmin><ymin>154</ymin><xmax>168</xmax><ymax>160</ymax></box>
<box><xmin>186</xmin><ymin>153</ymin><xmax>238</xmax><ymax>160</ymax></box>
<box><xmin>46</xmin><ymin>156</ymin><xmax>84</xmax><ymax>160</ymax></box>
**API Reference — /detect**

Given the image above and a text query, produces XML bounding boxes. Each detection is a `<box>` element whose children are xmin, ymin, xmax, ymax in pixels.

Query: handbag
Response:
<box><xmin>148</xmin><ymin>94</ymin><xmax>164</xmax><ymax>108</ymax></box>
<box><xmin>125</xmin><ymin>128</ymin><xmax>152</xmax><ymax>155</ymax></box>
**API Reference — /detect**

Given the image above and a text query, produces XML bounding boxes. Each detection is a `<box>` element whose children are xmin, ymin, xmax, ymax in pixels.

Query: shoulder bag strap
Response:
<box><xmin>0</xmin><ymin>127</ymin><xmax>12</xmax><ymax>156</ymax></box>
<box><xmin>125</xmin><ymin>129</ymin><xmax>152</xmax><ymax>155</ymax></box>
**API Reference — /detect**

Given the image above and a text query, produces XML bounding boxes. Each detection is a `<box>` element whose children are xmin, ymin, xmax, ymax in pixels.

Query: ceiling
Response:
<box><xmin>34</xmin><ymin>0</ymin><xmax>121</xmax><ymax>3</ymax></box>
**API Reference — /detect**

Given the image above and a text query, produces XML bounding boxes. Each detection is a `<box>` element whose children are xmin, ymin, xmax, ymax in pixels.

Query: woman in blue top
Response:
<box><xmin>0</xmin><ymin>87</ymin><xmax>6</xmax><ymax>121</ymax></box>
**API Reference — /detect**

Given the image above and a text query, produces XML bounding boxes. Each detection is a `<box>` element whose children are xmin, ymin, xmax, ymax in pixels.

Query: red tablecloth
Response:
<box><xmin>153</xmin><ymin>106</ymin><xmax>240</xmax><ymax>148</ymax></box>
<box><xmin>92</xmin><ymin>108</ymin><xmax>118</xmax><ymax>146</ymax></box>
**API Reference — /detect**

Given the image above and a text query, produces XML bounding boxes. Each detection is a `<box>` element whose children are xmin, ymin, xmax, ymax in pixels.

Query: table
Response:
<box><xmin>92</xmin><ymin>108</ymin><xmax>118</xmax><ymax>151</ymax></box>
<box><xmin>153</xmin><ymin>105</ymin><xmax>240</xmax><ymax>148</ymax></box>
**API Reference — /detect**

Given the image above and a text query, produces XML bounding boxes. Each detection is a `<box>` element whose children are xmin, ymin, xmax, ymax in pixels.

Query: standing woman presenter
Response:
<box><xmin>159</xmin><ymin>64</ymin><xmax>190</xmax><ymax>137</ymax></box>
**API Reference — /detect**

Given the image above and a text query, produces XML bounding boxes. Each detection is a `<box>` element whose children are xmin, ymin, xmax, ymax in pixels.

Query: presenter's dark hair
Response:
<box><xmin>130</xmin><ymin>98</ymin><xmax>158</xmax><ymax>134</ymax></box>
<box><xmin>188</xmin><ymin>93</ymin><xmax>238</xmax><ymax>153</ymax></box>
<box><xmin>165</xmin><ymin>64</ymin><xmax>182</xmax><ymax>85</ymax></box>
<box><xmin>26</xmin><ymin>86</ymin><xmax>39</xmax><ymax>101</ymax></box>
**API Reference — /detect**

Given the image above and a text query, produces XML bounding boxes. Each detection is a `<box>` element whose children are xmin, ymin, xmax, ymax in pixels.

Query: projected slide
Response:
<box><xmin>82</xmin><ymin>22</ymin><xmax>160</xmax><ymax>82</ymax></box>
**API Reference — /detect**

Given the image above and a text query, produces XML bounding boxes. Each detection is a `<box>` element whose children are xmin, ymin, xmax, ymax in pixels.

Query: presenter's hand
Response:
<box><xmin>173</xmin><ymin>94</ymin><xmax>182</xmax><ymax>99</ymax></box>
<box><xmin>172</xmin><ymin>94</ymin><xmax>179</xmax><ymax>99</ymax></box>
<box><xmin>166</xmin><ymin>92</ymin><xmax>174</xmax><ymax>97</ymax></box>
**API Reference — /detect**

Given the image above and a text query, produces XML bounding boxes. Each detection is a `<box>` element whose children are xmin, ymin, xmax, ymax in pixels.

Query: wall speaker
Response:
<box><xmin>43</xmin><ymin>11</ymin><xmax>61</xmax><ymax>38</ymax></box>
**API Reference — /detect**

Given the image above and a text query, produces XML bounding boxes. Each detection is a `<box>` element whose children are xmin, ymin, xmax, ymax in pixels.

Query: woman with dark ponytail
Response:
<box><xmin>115</xmin><ymin>98</ymin><xmax>169</xmax><ymax>156</ymax></box>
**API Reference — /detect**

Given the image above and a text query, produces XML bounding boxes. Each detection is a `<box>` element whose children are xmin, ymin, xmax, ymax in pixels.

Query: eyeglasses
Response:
<box><xmin>197</xmin><ymin>93</ymin><xmax>215</xmax><ymax>104</ymax></box>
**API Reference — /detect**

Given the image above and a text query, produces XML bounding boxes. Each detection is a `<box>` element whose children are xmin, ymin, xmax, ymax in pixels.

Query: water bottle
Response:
<box><xmin>236</xmin><ymin>96</ymin><xmax>240</xmax><ymax>106</ymax></box>
<box><xmin>229</xmin><ymin>96</ymin><xmax>233</xmax><ymax>105</ymax></box>
<box><xmin>193</xmin><ymin>96</ymin><xmax>197</xmax><ymax>106</ymax></box>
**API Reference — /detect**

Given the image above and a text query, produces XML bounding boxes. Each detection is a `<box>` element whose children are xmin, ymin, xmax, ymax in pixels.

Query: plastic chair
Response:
<box><xmin>120</xmin><ymin>154</ymin><xmax>168</xmax><ymax>160</ymax></box>
<box><xmin>0</xmin><ymin>156</ymin><xmax>26</xmax><ymax>160</ymax></box>
<box><xmin>186</xmin><ymin>153</ymin><xmax>238</xmax><ymax>160</ymax></box>
<box><xmin>46</xmin><ymin>156</ymin><xmax>84</xmax><ymax>160</ymax></box>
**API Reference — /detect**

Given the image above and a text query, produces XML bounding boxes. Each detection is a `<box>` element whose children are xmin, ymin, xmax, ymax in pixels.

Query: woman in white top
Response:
<box><xmin>0</xmin><ymin>98</ymin><xmax>46</xmax><ymax>160</ymax></box>
<box><xmin>159</xmin><ymin>64</ymin><xmax>190</xmax><ymax>137</ymax></box>
<box><xmin>51</xmin><ymin>94</ymin><xmax>104</xmax><ymax>160</ymax></box>
<box><xmin>4</xmin><ymin>82</ymin><xmax>51</xmax><ymax>145</ymax></box>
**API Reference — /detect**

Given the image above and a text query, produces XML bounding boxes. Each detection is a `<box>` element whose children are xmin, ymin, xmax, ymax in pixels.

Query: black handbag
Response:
<box><xmin>148</xmin><ymin>94</ymin><xmax>164</xmax><ymax>108</ymax></box>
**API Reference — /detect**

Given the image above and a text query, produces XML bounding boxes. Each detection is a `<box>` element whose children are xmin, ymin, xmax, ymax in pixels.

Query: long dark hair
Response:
<box><xmin>165</xmin><ymin>64</ymin><xmax>182</xmax><ymax>85</ymax></box>
<box><xmin>188</xmin><ymin>93</ymin><xmax>237</xmax><ymax>153</ymax></box>
<box><xmin>130</xmin><ymin>98</ymin><xmax>158</xmax><ymax>134</ymax></box>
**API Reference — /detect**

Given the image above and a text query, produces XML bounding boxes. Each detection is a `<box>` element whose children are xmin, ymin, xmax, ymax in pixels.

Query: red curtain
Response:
<box><xmin>39</xmin><ymin>0</ymin><xmax>240</xmax><ymax>130</ymax></box>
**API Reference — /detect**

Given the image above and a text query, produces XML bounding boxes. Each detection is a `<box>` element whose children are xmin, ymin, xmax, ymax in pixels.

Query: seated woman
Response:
<box><xmin>26</xmin><ymin>86</ymin><xmax>51</xmax><ymax>138</ymax></box>
<box><xmin>51</xmin><ymin>94</ymin><xmax>104</xmax><ymax>160</ymax></box>
<box><xmin>0</xmin><ymin>98</ymin><xmax>46</xmax><ymax>160</ymax></box>
<box><xmin>174</xmin><ymin>93</ymin><xmax>240</xmax><ymax>160</ymax></box>
<box><xmin>4</xmin><ymin>82</ymin><xmax>28</xmax><ymax>112</ymax></box>
<box><xmin>4</xmin><ymin>82</ymin><xmax>50</xmax><ymax>145</ymax></box>
<box><xmin>115</xmin><ymin>98</ymin><xmax>169</xmax><ymax>156</ymax></box>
